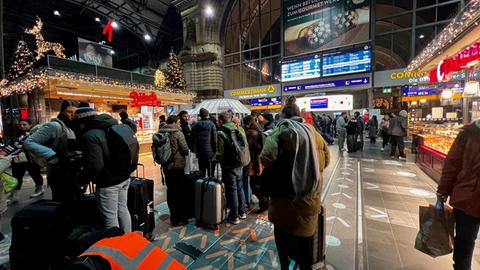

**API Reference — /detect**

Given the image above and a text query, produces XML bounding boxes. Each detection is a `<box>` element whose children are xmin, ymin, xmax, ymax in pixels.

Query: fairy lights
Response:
<box><xmin>407</xmin><ymin>0</ymin><xmax>480</xmax><ymax>71</ymax></box>
<box><xmin>25</xmin><ymin>17</ymin><xmax>66</xmax><ymax>60</ymax></box>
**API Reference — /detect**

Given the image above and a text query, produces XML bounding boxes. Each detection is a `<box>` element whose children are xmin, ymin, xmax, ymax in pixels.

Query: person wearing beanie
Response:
<box><xmin>388</xmin><ymin>109</ymin><xmax>408</xmax><ymax>160</ymax></box>
<box><xmin>191</xmin><ymin>108</ymin><xmax>217</xmax><ymax>176</ymax></box>
<box><xmin>24</xmin><ymin>100</ymin><xmax>81</xmax><ymax>202</ymax></box>
<box><xmin>75</xmin><ymin>109</ymin><xmax>132</xmax><ymax>233</ymax></box>
<box><xmin>119</xmin><ymin>111</ymin><xmax>137</xmax><ymax>133</ymax></box>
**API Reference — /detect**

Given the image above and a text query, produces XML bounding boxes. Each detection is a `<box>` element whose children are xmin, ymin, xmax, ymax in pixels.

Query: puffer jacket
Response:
<box><xmin>191</xmin><ymin>119</ymin><xmax>217</xmax><ymax>159</ymax></box>
<box><xmin>388</xmin><ymin>115</ymin><xmax>407</xmax><ymax>137</ymax></box>
<box><xmin>78</xmin><ymin>114</ymin><xmax>129</xmax><ymax>188</ymax></box>
<box><xmin>437</xmin><ymin>123</ymin><xmax>480</xmax><ymax>218</ymax></box>
<box><xmin>158</xmin><ymin>124</ymin><xmax>189</xmax><ymax>170</ymax></box>
<box><xmin>260</xmin><ymin>120</ymin><xmax>330</xmax><ymax>237</ymax></box>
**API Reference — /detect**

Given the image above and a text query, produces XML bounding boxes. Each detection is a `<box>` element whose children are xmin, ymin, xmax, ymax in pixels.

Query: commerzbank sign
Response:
<box><xmin>224</xmin><ymin>84</ymin><xmax>281</xmax><ymax>100</ymax></box>
<box><xmin>374</xmin><ymin>69</ymin><xmax>430</xmax><ymax>88</ymax></box>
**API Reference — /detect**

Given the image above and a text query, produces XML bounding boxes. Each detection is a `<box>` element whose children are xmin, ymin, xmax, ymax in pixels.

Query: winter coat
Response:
<box><xmin>216</xmin><ymin>122</ymin><xmax>246</xmax><ymax>169</ymax></box>
<box><xmin>367</xmin><ymin>119</ymin><xmax>378</xmax><ymax>138</ymax></box>
<box><xmin>346</xmin><ymin>119</ymin><xmax>359</xmax><ymax>135</ymax></box>
<box><xmin>260</xmin><ymin>118</ymin><xmax>329</xmax><ymax>237</ymax></box>
<box><xmin>121</xmin><ymin>118</ymin><xmax>137</xmax><ymax>133</ymax></box>
<box><xmin>158</xmin><ymin>124</ymin><xmax>189</xmax><ymax>170</ymax></box>
<box><xmin>24</xmin><ymin>118</ymin><xmax>76</xmax><ymax>168</ymax></box>
<box><xmin>180</xmin><ymin>122</ymin><xmax>192</xmax><ymax>150</ymax></box>
<box><xmin>191</xmin><ymin>119</ymin><xmax>217</xmax><ymax>160</ymax></box>
<box><xmin>245</xmin><ymin>129</ymin><xmax>264</xmax><ymax>177</ymax></box>
<box><xmin>78</xmin><ymin>114</ymin><xmax>130</xmax><ymax>188</ymax></box>
<box><xmin>336</xmin><ymin>116</ymin><xmax>347</xmax><ymax>133</ymax></box>
<box><xmin>437</xmin><ymin>123</ymin><xmax>480</xmax><ymax>219</ymax></box>
<box><xmin>388</xmin><ymin>116</ymin><xmax>407</xmax><ymax>137</ymax></box>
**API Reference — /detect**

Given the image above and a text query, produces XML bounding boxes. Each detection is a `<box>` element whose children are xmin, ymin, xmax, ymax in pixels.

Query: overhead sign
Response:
<box><xmin>374</xmin><ymin>69</ymin><xmax>429</xmax><ymax>87</ymax></box>
<box><xmin>283</xmin><ymin>77</ymin><xmax>369</xmax><ymax>92</ymax></box>
<box><xmin>224</xmin><ymin>84</ymin><xmax>281</xmax><ymax>100</ymax></box>
<box><xmin>430</xmin><ymin>41</ymin><xmax>480</xmax><ymax>83</ymax></box>
<box><xmin>322</xmin><ymin>45</ymin><xmax>372</xmax><ymax>77</ymax></box>
<box><xmin>281</xmin><ymin>54</ymin><xmax>321</xmax><ymax>82</ymax></box>
<box><xmin>250</xmin><ymin>97</ymin><xmax>283</xmax><ymax>110</ymax></box>
<box><xmin>129</xmin><ymin>91</ymin><xmax>162</xmax><ymax>107</ymax></box>
<box><xmin>283</xmin><ymin>0</ymin><xmax>371</xmax><ymax>57</ymax></box>
<box><xmin>296</xmin><ymin>95</ymin><xmax>353</xmax><ymax>112</ymax></box>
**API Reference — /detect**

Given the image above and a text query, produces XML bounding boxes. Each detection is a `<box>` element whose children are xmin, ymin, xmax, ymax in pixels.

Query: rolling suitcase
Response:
<box><xmin>312</xmin><ymin>205</ymin><xmax>326</xmax><ymax>266</ymax></box>
<box><xmin>68</xmin><ymin>194</ymin><xmax>103</xmax><ymax>229</ymax></box>
<box><xmin>10</xmin><ymin>200</ymin><xmax>72</xmax><ymax>270</ymax></box>
<box><xmin>194</xmin><ymin>163</ymin><xmax>226</xmax><ymax>229</ymax></box>
<box><xmin>128</xmin><ymin>164</ymin><xmax>155</xmax><ymax>238</ymax></box>
<box><xmin>321</xmin><ymin>132</ymin><xmax>334</xmax><ymax>145</ymax></box>
<box><xmin>184</xmin><ymin>171</ymin><xmax>204</xmax><ymax>219</ymax></box>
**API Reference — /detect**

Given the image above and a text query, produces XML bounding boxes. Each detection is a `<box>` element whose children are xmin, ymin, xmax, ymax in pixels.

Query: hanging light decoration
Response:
<box><xmin>154</xmin><ymin>69</ymin><xmax>166</xmax><ymax>88</ymax></box>
<box><xmin>407</xmin><ymin>0</ymin><xmax>480</xmax><ymax>71</ymax></box>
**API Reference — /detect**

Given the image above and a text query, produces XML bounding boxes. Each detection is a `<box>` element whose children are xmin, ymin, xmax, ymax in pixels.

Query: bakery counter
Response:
<box><xmin>414</xmin><ymin>134</ymin><xmax>449</xmax><ymax>183</ymax></box>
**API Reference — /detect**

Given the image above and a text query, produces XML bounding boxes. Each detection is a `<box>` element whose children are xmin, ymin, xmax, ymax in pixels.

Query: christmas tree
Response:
<box><xmin>154</xmin><ymin>69</ymin><xmax>166</xmax><ymax>88</ymax></box>
<box><xmin>165</xmin><ymin>50</ymin><xmax>186</xmax><ymax>90</ymax></box>
<box><xmin>7</xmin><ymin>40</ymin><xmax>35</xmax><ymax>80</ymax></box>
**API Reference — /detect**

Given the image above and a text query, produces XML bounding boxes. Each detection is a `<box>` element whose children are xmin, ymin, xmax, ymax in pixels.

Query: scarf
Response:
<box><xmin>276</xmin><ymin>117</ymin><xmax>321</xmax><ymax>199</ymax></box>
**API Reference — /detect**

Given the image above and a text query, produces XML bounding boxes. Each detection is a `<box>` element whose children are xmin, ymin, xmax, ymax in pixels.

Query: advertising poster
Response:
<box><xmin>78</xmin><ymin>38</ymin><xmax>113</xmax><ymax>67</ymax></box>
<box><xmin>283</xmin><ymin>0</ymin><xmax>370</xmax><ymax>57</ymax></box>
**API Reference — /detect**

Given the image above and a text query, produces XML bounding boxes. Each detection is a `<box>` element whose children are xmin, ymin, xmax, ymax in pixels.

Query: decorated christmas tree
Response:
<box><xmin>154</xmin><ymin>69</ymin><xmax>166</xmax><ymax>88</ymax></box>
<box><xmin>7</xmin><ymin>40</ymin><xmax>35</xmax><ymax>80</ymax></box>
<box><xmin>165</xmin><ymin>50</ymin><xmax>186</xmax><ymax>90</ymax></box>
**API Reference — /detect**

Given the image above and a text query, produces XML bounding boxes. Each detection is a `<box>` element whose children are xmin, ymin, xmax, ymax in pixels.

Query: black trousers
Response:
<box><xmin>347</xmin><ymin>134</ymin><xmax>356</xmax><ymax>152</ymax></box>
<box><xmin>382</xmin><ymin>131</ymin><xmax>390</xmax><ymax>148</ymax></box>
<box><xmin>198</xmin><ymin>157</ymin><xmax>214</xmax><ymax>177</ymax></box>
<box><xmin>11</xmin><ymin>161</ymin><xmax>44</xmax><ymax>190</ymax></box>
<box><xmin>274</xmin><ymin>227</ymin><xmax>313</xmax><ymax>270</ymax></box>
<box><xmin>250</xmin><ymin>176</ymin><xmax>269</xmax><ymax>211</ymax></box>
<box><xmin>164</xmin><ymin>168</ymin><xmax>188</xmax><ymax>224</ymax></box>
<box><xmin>390</xmin><ymin>135</ymin><xmax>405</xmax><ymax>157</ymax></box>
<box><xmin>453</xmin><ymin>209</ymin><xmax>480</xmax><ymax>270</ymax></box>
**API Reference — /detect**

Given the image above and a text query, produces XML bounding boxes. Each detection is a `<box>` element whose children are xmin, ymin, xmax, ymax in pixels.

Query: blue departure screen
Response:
<box><xmin>322</xmin><ymin>46</ymin><xmax>372</xmax><ymax>77</ymax></box>
<box><xmin>281</xmin><ymin>54</ymin><xmax>321</xmax><ymax>82</ymax></box>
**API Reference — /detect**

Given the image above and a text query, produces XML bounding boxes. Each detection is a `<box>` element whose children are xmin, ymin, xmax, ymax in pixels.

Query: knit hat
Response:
<box><xmin>399</xmin><ymin>110</ymin><xmax>408</xmax><ymax>118</ymax></box>
<box><xmin>199</xmin><ymin>108</ymin><xmax>209</xmax><ymax>119</ymax></box>
<box><xmin>74</xmin><ymin>107</ymin><xmax>96</xmax><ymax>121</ymax></box>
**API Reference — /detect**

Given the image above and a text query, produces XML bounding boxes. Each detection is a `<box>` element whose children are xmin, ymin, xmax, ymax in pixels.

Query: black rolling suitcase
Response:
<box><xmin>10</xmin><ymin>200</ymin><xmax>73</xmax><ymax>270</ymax></box>
<box><xmin>321</xmin><ymin>132</ymin><xmax>334</xmax><ymax>145</ymax></box>
<box><xmin>128</xmin><ymin>164</ymin><xmax>155</xmax><ymax>238</ymax></box>
<box><xmin>69</xmin><ymin>194</ymin><xmax>103</xmax><ymax>229</ymax></box>
<box><xmin>184</xmin><ymin>171</ymin><xmax>205</xmax><ymax>219</ymax></box>
<box><xmin>312</xmin><ymin>205</ymin><xmax>326</xmax><ymax>266</ymax></box>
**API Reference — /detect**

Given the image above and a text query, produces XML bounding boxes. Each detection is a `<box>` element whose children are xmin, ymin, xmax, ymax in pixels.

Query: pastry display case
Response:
<box><xmin>410</xmin><ymin>120</ymin><xmax>462</xmax><ymax>182</ymax></box>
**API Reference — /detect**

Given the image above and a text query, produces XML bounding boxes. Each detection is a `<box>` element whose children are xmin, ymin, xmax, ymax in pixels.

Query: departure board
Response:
<box><xmin>281</xmin><ymin>54</ymin><xmax>321</xmax><ymax>82</ymax></box>
<box><xmin>322</xmin><ymin>45</ymin><xmax>372</xmax><ymax>77</ymax></box>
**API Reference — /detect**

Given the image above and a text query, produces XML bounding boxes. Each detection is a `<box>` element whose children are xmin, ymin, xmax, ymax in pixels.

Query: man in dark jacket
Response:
<box><xmin>388</xmin><ymin>110</ymin><xmax>408</xmax><ymax>160</ymax></box>
<box><xmin>178</xmin><ymin>111</ymin><xmax>192</xmax><ymax>150</ymax></box>
<box><xmin>191</xmin><ymin>108</ymin><xmax>217</xmax><ymax>176</ymax></box>
<box><xmin>119</xmin><ymin>111</ymin><xmax>137</xmax><ymax>133</ymax></box>
<box><xmin>75</xmin><ymin>107</ymin><xmax>132</xmax><ymax>233</ymax></box>
<box><xmin>437</xmin><ymin>121</ymin><xmax>480</xmax><ymax>270</ymax></box>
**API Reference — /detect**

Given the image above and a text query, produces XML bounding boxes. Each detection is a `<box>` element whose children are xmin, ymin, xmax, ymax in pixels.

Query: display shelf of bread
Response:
<box><xmin>136</xmin><ymin>129</ymin><xmax>154</xmax><ymax>144</ymax></box>
<box><xmin>421</xmin><ymin>134</ymin><xmax>455</xmax><ymax>155</ymax></box>
<box><xmin>410</xmin><ymin>120</ymin><xmax>462</xmax><ymax>155</ymax></box>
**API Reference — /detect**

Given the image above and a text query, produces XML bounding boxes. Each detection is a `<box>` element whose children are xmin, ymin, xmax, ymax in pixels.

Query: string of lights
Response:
<box><xmin>407</xmin><ymin>0</ymin><xmax>480</xmax><ymax>71</ymax></box>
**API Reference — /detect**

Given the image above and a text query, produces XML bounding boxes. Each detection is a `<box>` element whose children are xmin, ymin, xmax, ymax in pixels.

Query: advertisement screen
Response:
<box><xmin>283</xmin><ymin>0</ymin><xmax>371</xmax><ymax>57</ymax></box>
<box><xmin>297</xmin><ymin>95</ymin><xmax>353</xmax><ymax>112</ymax></box>
<box><xmin>78</xmin><ymin>38</ymin><xmax>113</xmax><ymax>67</ymax></box>
<box><xmin>281</xmin><ymin>54</ymin><xmax>321</xmax><ymax>82</ymax></box>
<box><xmin>322</xmin><ymin>45</ymin><xmax>372</xmax><ymax>77</ymax></box>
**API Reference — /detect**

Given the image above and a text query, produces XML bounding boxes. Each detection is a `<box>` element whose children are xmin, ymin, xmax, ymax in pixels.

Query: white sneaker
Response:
<box><xmin>399</xmin><ymin>156</ymin><xmax>407</xmax><ymax>161</ymax></box>
<box><xmin>7</xmin><ymin>191</ymin><xmax>19</xmax><ymax>205</ymax></box>
<box><xmin>239</xmin><ymin>213</ymin><xmax>247</xmax><ymax>220</ymax></box>
<box><xmin>30</xmin><ymin>186</ymin><xmax>44</xmax><ymax>198</ymax></box>
<box><xmin>381</xmin><ymin>148</ymin><xmax>384</xmax><ymax>152</ymax></box>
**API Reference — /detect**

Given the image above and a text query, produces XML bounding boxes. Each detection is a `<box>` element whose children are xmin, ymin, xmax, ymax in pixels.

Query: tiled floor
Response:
<box><xmin>0</xmin><ymin>138</ymin><xmax>479</xmax><ymax>270</ymax></box>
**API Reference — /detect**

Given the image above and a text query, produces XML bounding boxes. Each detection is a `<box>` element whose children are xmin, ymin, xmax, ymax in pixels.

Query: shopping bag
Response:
<box><xmin>184</xmin><ymin>151</ymin><xmax>198</xmax><ymax>174</ymax></box>
<box><xmin>2</xmin><ymin>173</ymin><xmax>18</xmax><ymax>193</ymax></box>
<box><xmin>414</xmin><ymin>203</ymin><xmax>455</xmax><ymax>257</ymax></box>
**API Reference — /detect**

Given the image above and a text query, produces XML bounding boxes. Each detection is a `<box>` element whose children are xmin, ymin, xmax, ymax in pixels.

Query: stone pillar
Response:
<box><xmin>173</xmin><ymin>0</ymin><xmax>228</xmax><ymax>100</ymax></box>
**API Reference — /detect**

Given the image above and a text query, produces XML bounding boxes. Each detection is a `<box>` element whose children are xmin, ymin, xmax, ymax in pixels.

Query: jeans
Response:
<box><xmin>453</xmin><ymin>209</ymin><xmax>480</xmax><ymax>270</ymax></box>
<box><xmin>274</xmin><ymin>227</ymin><xmax>313</xmax><ymax>270</ymax></box>
<box><xmin>12</xmin><ymin>161</ymin><xmax>44</xmax><ymax>190</ymax></box>
<box><xmin>390</xmin><ymin>135</ymin><xmax>405</xmax><ymax>157</ymax></box>
<box><xmin>164</xmin><ymin>168</ymin><xmax>188</xmax><ymax>224</ymax></box>
<box><xmin>337</xmin><ymin>130</ymin><xmax>346</xmax><ymax>150</ymax></box>
<box><xmin>222</xmin><ymin>167</ymin><xmax>245</xmax><ymax>219</ymax></box>
<box><xmin>242</xmin><ymin>171</ymin><xmax>251</xmax><ymax>206</ymax></box>
<box><xmin>97</xmin><ymin>179</ymin><xmax>131</xmax><ymax>233</ymax></box>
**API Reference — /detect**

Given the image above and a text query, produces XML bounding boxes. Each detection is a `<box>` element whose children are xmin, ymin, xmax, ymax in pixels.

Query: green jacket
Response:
<box><xmin>215</xmin><ymin>122</ymin><xmax>246</xmax><ymax>168</ymax></box>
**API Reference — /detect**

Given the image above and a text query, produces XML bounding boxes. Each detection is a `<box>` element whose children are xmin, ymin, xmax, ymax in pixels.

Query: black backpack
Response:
<box><xmin>106</xmin><ymin>124</ymin><xmax>139</xmax><ymax>176</ymax></box>
<box><xmin>151</xmin><ymin>132</ymin><xmax>173</xmax><ymax>168</ymax></box>
<box><xmin>220</xmin><ymin>126</ymin><xmax>250</xmax><ymax>168</ymax></box>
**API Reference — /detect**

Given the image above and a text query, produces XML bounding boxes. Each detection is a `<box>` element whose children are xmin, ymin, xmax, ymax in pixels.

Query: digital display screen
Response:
<box><xmin>250</xmin><ymin>97</ymin><xmax>283</xmax><ymax>110</ymax></box>
<box><xmin>310</xmin><ymin>98</ymin><xmax>328</xmax><ymax>109</ymax></box>
<box><xmin>322</xmin><ymin>46</ymin><xmax>372</xmax><ymax>77</ymax></box>
<box><xmin>281</xmin><ymin>54</ymin><xmax>321</xmax><ymax>82</ymax></box>
<box><xmin>402</xmin><ymin>86</ymin><xmax>438</xmax><ymax>97</ymax></box>
<box><xmin>283</xmin><ymin>77</ymin><xmax>369</xmax><ymax>92</ymax></box>
<box><xmin>296</xmin><ymin>95</ymin><xmax>353</xmax><ymax>112</ymax></box>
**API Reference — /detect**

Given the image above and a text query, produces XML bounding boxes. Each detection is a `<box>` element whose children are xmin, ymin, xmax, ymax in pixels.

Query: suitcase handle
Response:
<box><xmin>136</xmin><ymin>163</ymin><xmax>145</xmax><ymax>178</ymax></box>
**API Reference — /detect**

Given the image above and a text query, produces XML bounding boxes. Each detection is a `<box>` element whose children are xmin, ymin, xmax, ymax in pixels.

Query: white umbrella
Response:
<box><xmin>190</xmin><ymin>98</ymin><xmax>250</xmax><ymax>115</ymax></box>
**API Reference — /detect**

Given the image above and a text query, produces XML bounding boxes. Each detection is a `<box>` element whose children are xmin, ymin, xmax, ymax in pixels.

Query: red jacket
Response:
<box><xmin>437</xmin><ymin>123</ymin><xmax>480</xmax><ymax>218</ymax></box>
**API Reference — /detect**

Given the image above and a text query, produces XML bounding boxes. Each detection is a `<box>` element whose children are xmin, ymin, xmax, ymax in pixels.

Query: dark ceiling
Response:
<box><xmin>2</xmin><ymin>0</ymin><xmax>183</xmax><ymax>72</ymax></box>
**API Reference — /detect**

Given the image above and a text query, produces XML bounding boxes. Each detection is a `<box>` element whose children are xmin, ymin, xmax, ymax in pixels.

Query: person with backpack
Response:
<box><xmin>215</xmin><ymin>112</ymin><xmax>250</xmax><ymax>225</ymax></box>
<box><xmin>24</xmin><ymin>100</ymin><xmax>81</xmax><ymax>202</ymax></box>
<box><xmin>346</xmin><ymin>115</ymin><xmax>359</xmax><ymax>153</ymax></box>
<box><xmin>191</xmin><ymin>108</ymin><xmax>217</xmax><ymax>177</ymax></box>
<box><xmin>260</xmin><ymin>96</ymin><xmax>329</xmax><ymax>270</ymax></box>
<box><xmin>157</xmin><ymin>115</ymin><xmax>189</xmax><ymax>226</ymax></box>
<box><xmin>74</xmin><ymin>107</ymin><xmax>135</xmax><ymax>232</ymax></box>
<box><xmin>119</xmin><ymin>111</ymin><xmax>137</xmax><ymax>134</ymax></box>
<box><xmin>9</xmin><ymin>119</ymin><xmax>45</xmax><ymax>204</ymax></box>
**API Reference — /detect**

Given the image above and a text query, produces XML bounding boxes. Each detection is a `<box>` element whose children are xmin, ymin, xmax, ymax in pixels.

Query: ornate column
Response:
<box><xmin>173</xmin><ymin>0</ymin><xmax>229</xmax><ymax>100</ymax></box>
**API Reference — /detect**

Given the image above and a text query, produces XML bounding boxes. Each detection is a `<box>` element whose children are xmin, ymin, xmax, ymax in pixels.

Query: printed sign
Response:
<box><xmin>224</xmin><ymin>84</ymin><xmax>281</xmax><ymax>100</ymax></box>
<box><xmin>129</xmin><ymin>91</ymin><xmax>162</xmax><ymax>107</ymax></box>
<box><xmin>283</xmin><ymin>0</ymin><xmax>371</xmax><ymax>57</ymax></box>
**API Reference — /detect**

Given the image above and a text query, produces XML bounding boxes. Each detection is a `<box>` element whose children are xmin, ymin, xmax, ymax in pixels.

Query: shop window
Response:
<box><xmin>437</xmin><ymin>3</ymin><xmax>460</xmax><ymax>21</ymax></box>
<box><xmin>225</xmin><ymin>54</ymin><xmax>240</xmax><ymax>65</ymax></box>
<box><xmin>377</xmin><ymin>13</ymin><xmax>413</xmax><ymax>34</ymax></box>
<box><xmin>415</xmin><ymin>26</ymin><xmax>435</xmax><ymax>54</ymax></box>
<box><xmin>225</xmin><ymin>65</ymin><xmax>241</xmax><ymax>90</ymax></box>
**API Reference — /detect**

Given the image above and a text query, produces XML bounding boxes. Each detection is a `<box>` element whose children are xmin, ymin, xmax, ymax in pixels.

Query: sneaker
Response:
<box><xmin>226</xmin><ymin>217</ymin><xmax>240</xmax><ymax>225</ymax></box>
<box><xmin>30</xmin><ymin>185</ymin><xmax>44</xmax><ymax>198</ymax></box>
<box><xmin>239</xmin><ymin>213</ymin><xmax>247</xmax><ymax>220</ymax></box>
<box><xmin>381</xmin><ymin>148</ymin><xmax>384</xmax><ymax>152</ymax></box>
<box><xmin>399</xmin><ymin>156</ymin><xmax>407</xmax><ymax>161</ymax></box>
<box><xmin>7</xmin><ymin>191</ymin><xmax>19</xmax><ymax>205</ymax></box>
